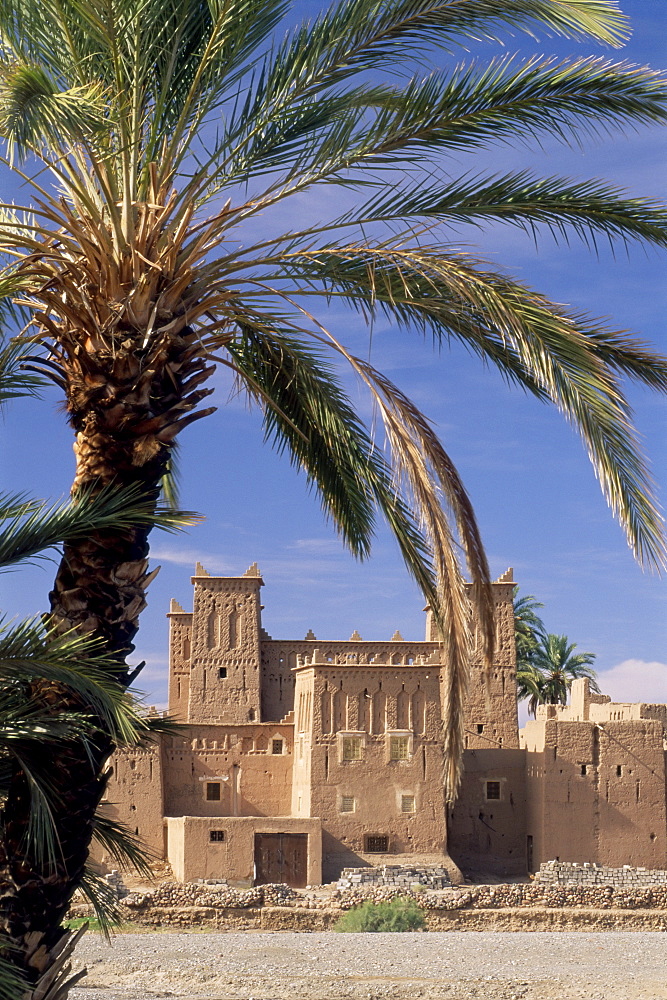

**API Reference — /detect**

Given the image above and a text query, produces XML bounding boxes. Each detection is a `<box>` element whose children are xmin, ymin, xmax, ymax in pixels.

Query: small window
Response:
<box><xmin>580</xmin><ymin>764</ymin><xmax>587</xmax><ymax>776</ymax></box>
<box><xmin>486</xmin><ymin>781</ymin><xmax>501</xmax><ymax>801</ymax></box>
<box><xmin>272</xmin><ymin>739</ymin><xmax>284</xmax><ymax>755</ymax></box>
<box><xmin>218</xmin><ymin>667</ymin><xmax>227</xmax><ymax>679</ymax></box>
<box><xmin>366</xmin><ymin>835</ymin><xmax>389</xmax><ymax>853</ymax></box>
<box><xmin>616</xmin><ymin>764</ymin><xmax>622</xmax><ymax>777</ymax></box>
<box><xmin>477</xmin><ymin>724</ymin><xmax>484</xmax><ymax>734</ymax></box>
<box><xmin>390</xmin><ymin>736</ymin><xmax>409</xmax><ymax>760</ymax></box>
<box><xmin>342</xmin><ymin>737</ymin><xmax>363</xmax><ymax>760</ymax></box>
<box><xmin>206</xmin><ymin>782</ymin><xmax>221</xmax><ymax>801</ymax></box>
<box><xmin>340</xmin><ymin>795</ymin><xmax>355</xmax><ymax>813</ymax></box>
<box><xmin>209</xmin><ymin>830</ymin><xmax>225</xmax><ymax>842</ymax></box>
<box><xmin>401</xmin><ymin>795</ymin><xmax>415</xmax><ymax>813</ymax></box>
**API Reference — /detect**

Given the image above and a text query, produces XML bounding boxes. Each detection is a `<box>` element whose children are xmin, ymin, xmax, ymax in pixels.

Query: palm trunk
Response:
<box><xmin>0</xmin><ymin>326</ymin><xmax>215</xmax><ymax>990</ymax></box>
<box><xmin>19</xmin><ymin>925</ymin><xmax>88</xmax><ymax>1000</ymax></box>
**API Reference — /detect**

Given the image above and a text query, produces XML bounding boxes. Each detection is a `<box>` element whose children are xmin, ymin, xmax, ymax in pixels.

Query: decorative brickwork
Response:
<box><xmin>96</xmin><ymin>564</ymin><xmax>667</xmax><ymax>886</ymax></box>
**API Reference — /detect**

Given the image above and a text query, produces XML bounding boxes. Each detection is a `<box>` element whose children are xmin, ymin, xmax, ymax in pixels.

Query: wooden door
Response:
<box><xmin>254</xmin><ymin>833</ymin><xmax>308</xmax><ymax>887</ymax></box>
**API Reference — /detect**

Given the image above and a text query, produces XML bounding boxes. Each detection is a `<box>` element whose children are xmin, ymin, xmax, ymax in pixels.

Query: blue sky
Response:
<box><xmin>0</xmin><ymin>0</ymin><xmax>665</xmax><ymax>714</ymax></box>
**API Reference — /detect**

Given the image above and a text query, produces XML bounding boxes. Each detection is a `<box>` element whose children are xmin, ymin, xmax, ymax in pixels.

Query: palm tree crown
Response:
<box><xmin>523</xmin><ymin>632</ymin><xmax>599</xmax><ymax>716</ymax></box>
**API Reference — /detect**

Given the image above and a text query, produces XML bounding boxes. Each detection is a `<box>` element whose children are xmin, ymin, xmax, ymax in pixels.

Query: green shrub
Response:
<box><xmin>333</xmin><ymin>897</ymin><xmax>425</xmax><ymax>932</ymax></box>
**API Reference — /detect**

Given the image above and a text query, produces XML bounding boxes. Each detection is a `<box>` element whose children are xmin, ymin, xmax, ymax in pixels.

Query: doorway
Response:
<box><xmin>254</xmin><ymin>832</ymin><xmax>308</xmax><ymax>887</ymax></box>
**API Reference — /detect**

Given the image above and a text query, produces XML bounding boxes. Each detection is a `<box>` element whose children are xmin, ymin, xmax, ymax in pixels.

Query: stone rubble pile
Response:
<box><xmin>104</xmin><ymin>870</ymin><xmax>129</xmax><ymax>899</ymax></box>
<box><xmin>115</xmin><ymin>869</ymin><xmax>667</xmax><ymax>920</ymax></box>
<box><xmin>123</xmin><ymin>880</ymin><xmax>296</xmax><ymax>911</ymax></box>
<box><xmin>535</xmin><ymin>861</ymin><xmax>667</xmax><ymax>888</ymax></box>
<box><xmin>337</xmin><ymin>865</ymin><xmax>450</xmax><ymax>890</ymax></box>
<box><xmin>429</xmin><ymin>883</ymin><xmax>667</xmax><ymax>910</ymax></box>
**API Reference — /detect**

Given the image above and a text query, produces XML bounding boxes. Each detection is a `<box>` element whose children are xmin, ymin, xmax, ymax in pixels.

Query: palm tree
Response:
<box><xmin>0</xmin><ymin>0</ymin><xmax>666</xmax><ymax>985</ymax></box>
<box><xmin>0</xmin><ymin>483</ymin><xmax>192</xmax><ymax>998</ymax></box>
<box><xmin>513</xmin><ymin>587</ymin><xmax>548</xmax><ymax>708</ymax></box>
<box><xmin>0</xmin><ymin>334</ymin><xmax>190</xmax><ymax>995</ymax></box>
<box><xmin>523</xmin><ymin>632</ymin><xmax>599</xmax><ymax>715</ymax></box>
<box><xmin>513</xmin><ymin>587</ymin><xmax>546</xmax><ymax>671</ymax></box>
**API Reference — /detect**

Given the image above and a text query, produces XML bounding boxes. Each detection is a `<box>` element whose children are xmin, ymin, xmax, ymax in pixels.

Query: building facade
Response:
<box><xmin>99</xmin><ymin>563</ymin><xmax>667</xmax><ymax>885</ymax></box>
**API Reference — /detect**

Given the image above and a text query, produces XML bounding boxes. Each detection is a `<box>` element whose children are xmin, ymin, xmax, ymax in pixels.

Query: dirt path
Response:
<box><xmin>69</xmin><ymin>930</ymin><xmax>667</xmax><ymax>1000</ymax></box>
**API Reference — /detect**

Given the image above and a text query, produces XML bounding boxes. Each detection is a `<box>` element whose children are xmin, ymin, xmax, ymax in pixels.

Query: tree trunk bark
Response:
<box><xmin>0</xmin><ymin>327</ymin><xmax>215</xmax><ymax>989</ymax></box>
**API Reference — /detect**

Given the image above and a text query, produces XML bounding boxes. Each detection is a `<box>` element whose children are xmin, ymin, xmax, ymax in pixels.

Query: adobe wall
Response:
<box><xmin>165</xmin><ymin>815</ymin><xmax>321</xmax><ymax>884</ymax></box>
<box><xmin>185</xmin><ymin>566</ymin><xmax>263</xmax><ymax>726</ymax></box>
<box><xmin>95</xmin><ymin>746</ymin><xmax>165</xmax><ymax>865</ymax></box>
<box><xmin>161</xmin><ymin>723</ymin><xmax>294</xmax><ymax>819</ymax></box>
<box><xmin>452</xmin><ymin>577</ymin><xmax>520</xmax><ymax>751</ymax></box>
<box><xmin>261</xmin><ymin>639</ymin><xmax>438</xmax><ymax>724</ymax></box>
<box><xmin>167</xmin><ymin>602</ymin><xmax>192</xmax><ymax>720</ymax></box>
<box><xmin>291</xmin><ymin>661</ymin><xmax>448</xmax><ymax>882</ymax></box>
<box><xmin>523</xmin><ymin>713</ymin><xmax>667</xmax><ymax>870</ymax></box>
<box><xmin>448</xmin><ymin>748</ymin><xmax>526</xmax><ymax>876</ymax></box>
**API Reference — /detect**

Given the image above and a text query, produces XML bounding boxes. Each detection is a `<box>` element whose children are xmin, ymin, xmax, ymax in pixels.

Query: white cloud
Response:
<box><xmin>597</xmin><ymin>659</ymin><xmax>667</xmax><ymax>706</ymax></box>
<box><xmin>149</xmin><ymin>546</ymin><xmax>233</xmax><ymax>573</ymax></box>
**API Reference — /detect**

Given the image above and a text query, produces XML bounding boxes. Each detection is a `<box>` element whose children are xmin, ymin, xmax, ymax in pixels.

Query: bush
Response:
<box><xmin>333</xmin><ymin>897</ymin><xmax>425</xmax><ymax>932</ymax></box>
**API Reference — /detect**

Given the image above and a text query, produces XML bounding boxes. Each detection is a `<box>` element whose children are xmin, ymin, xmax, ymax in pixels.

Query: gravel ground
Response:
<box><xmin>69</xmin><ymin>931</ymin><xmax>667</xmax><ymax>1000</ymax></box>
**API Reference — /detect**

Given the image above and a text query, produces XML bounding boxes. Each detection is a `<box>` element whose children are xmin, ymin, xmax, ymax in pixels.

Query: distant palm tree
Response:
<box><xmin>524</xmin><ymin>633</ymin><xmax>599</xmax><ymax>716</ymax></box>
<box><xmin>513</xmin><ymin>587</ymin><xmax>545</xmax><ymax>670</ymax></box>
<box><xmin>513</xmin><ymin>587</ymin><xmax>547</xmax><ymax>708</ymax></box>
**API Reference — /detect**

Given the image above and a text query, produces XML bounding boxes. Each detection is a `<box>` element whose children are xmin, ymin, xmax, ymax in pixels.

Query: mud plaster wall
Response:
<box><xmin>186</xmin><ymin>573</ymin><xmax>263</xmax><ymax>726</ymax></box>
<box><xmin>448</xmin><ymin>748</ymin><xmax>526</xmax><ymax>875</ymax></box>
<box><xmin>162</xmin><ymin>723</ymin><xmax>294</xmax><ymax>818</ymax></box>
<box><xmin>96</xmin><ymin>747</ymin><xmax>164</xmax><ymax>864</ymax></box>
<box><xmin>291</xmin><ymin>664</ymin><xmax>448</xmax><ymax>882</ymax></box>
<box><xmin>524</xmin><ymin>717</ymin><xmax>667</xmax><ymax>870</ymax></box>
<box><xmin>165</xmin><ymin>815</ymin><xmax>321</xmax><ymax>884</ymax></box>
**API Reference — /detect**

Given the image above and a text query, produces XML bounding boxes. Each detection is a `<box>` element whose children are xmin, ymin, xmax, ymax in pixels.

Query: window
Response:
<box><xmin>477</xmin><ymin>724</ymin><xmax>484</xmax><ymax>734</ymax></box>
<box><xmin>580</xmin><ymin>764</ymin><xmax>587</xmax><ymax>776</ymax></box>
<box><xmin>342</xmin><ymin>737</ymin><xmax>363</xmax><ymax>760</ymax></box>
<box><xmin>272</xmin><ymin>739</ymin><xmax>284</xmax><ymax>755</ymax></box>
<box><xmin>209</xmin><ymin>830</ymin><xmax>225</xmax><ymax>842</ymax></box>
<box><xmin>366</xmin><ymin>835</ymin><xmax>389</xmax><ymax>853</ymax></box>
<box><xmin>401</xmin><ymin>795</ymin><xmax>415</xmax><ymax>813</ymax></box>
<box><xmin>340</xmin><ymin>795</ymin><xmax>355</xmax><ymax>813</ymax></box>
<box><xmin>486</xmin><ymin>781</ymin><xmax>501</xmax><ymax>801</ymax></box>
<box><xmin>616</xmin><ymin>765</ymin><xmax>622</xmax><ymax>777</ymax></box>
<box><xmin>206</xmin><ymin>782</ymin><xmax>221</xmax><ymax>801</ymax></box>
<box><xmin>390</xmin><ymin>736</ymin><xmax>409</xmax><ymax>760</ymax></box>
<box><xmin>218</xmin><ymin>667</ymin><xmax>227</xmax><ymax>679</ymax></box>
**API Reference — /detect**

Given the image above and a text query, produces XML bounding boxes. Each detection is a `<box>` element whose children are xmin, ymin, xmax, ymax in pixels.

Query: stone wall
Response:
<box><xmin>336</xmin><ymin>864</ymin><xmax>451</xmax><ymax>889</ymax></box>
<box><xmin>535</xmin><ymin>860</ymin><xmax>667</xmax><ymax>887</ymax></box>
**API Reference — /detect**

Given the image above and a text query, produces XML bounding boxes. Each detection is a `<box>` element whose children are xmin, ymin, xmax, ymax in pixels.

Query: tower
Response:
<box><xmin>182</xmin><ymin>562</ymin><xmax>264</xmax><ymax>724</ymax></box>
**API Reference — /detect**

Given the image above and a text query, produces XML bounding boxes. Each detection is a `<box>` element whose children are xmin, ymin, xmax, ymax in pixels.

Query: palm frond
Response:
<box><xmin>0</xmin><ymin>617</ymin><xmax>154</xmax><ymax>742</ymax></box>
<box><xmin>91</xmin><ymin>812</ymin><xmax>155</xmax><ymax>879</ymax></box>
<box><xmin>160</xmin><ymin>441</ymin><xmax>181</xmax><ymax>510</ymax></box>
<box><xmin>225</xmin><ymin>321</ymin><xmax>410</xmax><ymax>560</ymax></box>
<box><xmin>269</xmin><ymin>243</ymin><xmax>666</xmax><ymax>570</ymax></box>
<box><xmin>0</xmin><ymin>331</ymin><xmax>49</xmax><ymax>403</ymax></box>
<box><xmin>225</xmin><ymin>315</ymin><xmax>494</xmax><ymax>797</ymax></box>
<box><xmin>225</xmin><ymin>55</ymin><xmax>667</xmax><ymax>202</ymax></box>
<box><xmin>0</xmin><ymin>60</ymin><xmax>106</xmax><ymax>160</ymax></box>
<box><xmin>77</xmin><ymin>865</ymin><xmax>122</xmax><ymax>939</ymax></box>
<box><xmin>0</xmin><ymin>950</ymin><xmax>29</xmax><ymax>1000</ymax></box>
<box><xmin>347</xmin><ymin>170</ymin><xmax>667</xmax><ymax>251</ymax></box>
<box><xmin>0</xmin><ymin>481</ymin><xmax>199</xmax><ymax>569</ymax></box>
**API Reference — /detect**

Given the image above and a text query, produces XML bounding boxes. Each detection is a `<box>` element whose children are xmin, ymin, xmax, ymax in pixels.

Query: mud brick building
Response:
<box><xmin>99</xmin><ymin>563</ymin><xmax>667</xmax><ymax>886</ymax></box>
